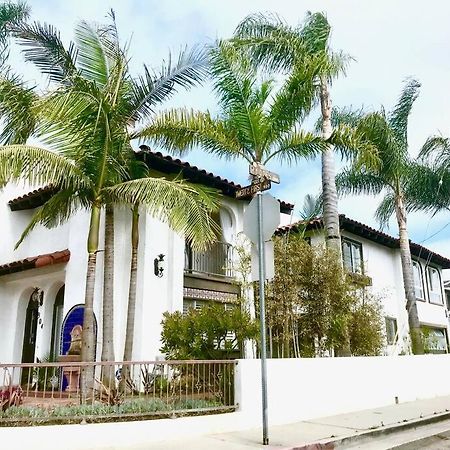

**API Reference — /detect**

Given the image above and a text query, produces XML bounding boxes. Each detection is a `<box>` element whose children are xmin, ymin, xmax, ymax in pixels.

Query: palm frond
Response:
<box><xmin>299</xmin><ymin>193</ymin><xmax>322</xmax><ymax>220</ymax></box>
<box><xmin>267</xmin><ymin>55</ymin><xmax>321</xmax><ymax>136</ymax></box>
<box><xmin>328</xmin><ymin>106</ymin><xmax>366</xmax><ymax>129</ymax></box>
<box><xmin>0</xmin><ymin>1</ymin><xmax>29</xmax><ymax>37</ymax></box>
<box><xmin>300</xmin><ymin>11</ymin><xmax>330</xmax><ymax>53</ymax></box>
<box><xmin>134</xmin><ymin>108</ymin><xmax>249</xmax><ymax>161</ymax></box>
<box><xmin>328</xmin><ymin>123</ymin><xmax>380</xmax><ymax>169</ymax></box>
<box><xmin>233</xmin><ymin>12</ymin><xmax>304</xmax><ymax>73</ymax></box>
<box><xmin>0</xmin><ymin>71</ymin><xmax>37</xmax><ymax>143</ymax></box>
<box><xmin>403</xmin><ymin>161</ymin><xmax>450</xmax><ymax>213</ymax></box>
<box><xmin>0</xmin><ymin>0</ymin><xmax>29</xmax><ymax>66</ymax></box>
<box><xmin>374</xmin><ymin>193</ymin><xmax>395</xmax><ymax>228</ymax></box>
<box><xmin>233</xmin><ymin>11</ymin><xmax>350</xmax><ymax>81</ymax></box>
<box><xmin>264</xmin><ymin>129</ymin><xmax>326</xmax><ymax>164</ymax></box>
<box><xmin>336</xmin><ymin>168</ymin><xmax>385</xmax><ymax>197</ymax></box>
<box><xmin>209</xmin><ymin>41</ymin><xmax>261</xmax><ymax>150</ymax></box>
<box><xmin>13</xmin><ymin>21</ymin><xmax>78</xmax><ymax>83</ymax></box>
<box><xmin>129</xmin><ymin>45</ymin><xmax>208</xmax><ymax>121</ymax></box>
<box><xmin>419</xmin><ymin>135</ymin><xmax>450</xmax><ymax>170</ymax></box>
<box><xmin>0</xmin><ymin>145</ymin><xmax>91</xmax><ymax>189</ymax></box>
<box><xmin>388</xmin><ymin>78</ymin><xmax>420</xmax><ymax>148</ymax></box>
<box><xmin>74</xmin><ymin>20</ymin><xmax>110</xmax><ymax>87</ymax></box>
<box><xmin>104</xmin><ymin>177</ymin><xmax>220</xmax><ymax>250</ymax></box>
<box><xmin>15</xmin><ymin>188</ymin><xmax>86</xmax><ymax>248</ymax></box>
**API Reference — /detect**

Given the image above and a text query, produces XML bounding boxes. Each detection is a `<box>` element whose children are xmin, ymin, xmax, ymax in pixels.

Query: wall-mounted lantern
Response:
<box><xmin>154</xmin><ymin>254</ymin><xmax>165</xmax><ymax>278</ymax></box>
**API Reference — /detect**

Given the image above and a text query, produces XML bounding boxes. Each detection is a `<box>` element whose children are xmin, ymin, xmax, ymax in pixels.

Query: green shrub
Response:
<box><xmin>160</xmin><ymin>303</ymin><xmax>258</xmax><ymax>360</ymax></box>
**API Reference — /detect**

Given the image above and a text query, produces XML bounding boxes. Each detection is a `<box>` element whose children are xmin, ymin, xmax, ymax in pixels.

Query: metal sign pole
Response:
<box><xmin>257</xmin><ymin>191</ymin><xmax>269</xmax><ymax>445</ymax></box>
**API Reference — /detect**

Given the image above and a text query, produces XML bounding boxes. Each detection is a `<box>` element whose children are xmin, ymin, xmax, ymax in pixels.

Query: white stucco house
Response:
<box><xmin>0</xmin><ymin>147</ymin><xmax>293</xmax><ymax>365</ymax></box>
<box><xmin>1</xmin><ymin>146</ymin><xmax>450</xmax><ymax>365</ymax></box>
<box><xmin>278</xmin><ymin>216</ymin><xmax>450</xmax><ymax>355</ymax></box>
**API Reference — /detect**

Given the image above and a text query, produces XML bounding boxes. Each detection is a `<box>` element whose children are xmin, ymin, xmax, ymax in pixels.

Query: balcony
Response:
<box><xmin>184</xmin><ymin>242</ymin><xmax>234</xmax><ymax>278</ymax></box>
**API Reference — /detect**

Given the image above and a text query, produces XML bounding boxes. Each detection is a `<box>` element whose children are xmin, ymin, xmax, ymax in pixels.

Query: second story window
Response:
<box><xmin>385</xmin><ymin>317</ymin><xmax>398</xmax><ymax>345</ymax></box>
<box><xmin>412</xmin><ymin>261</ymin><xmax>425</xmax><ymax>300</ymax></box>
<box><xmin>427</xmin><ymin>266</ymin><xmax>443</xmax><ymax>304</ymax></box>
<box><xmin>342</xmin><ymin>238</ymin><xmax>363</xmax><ymax>274</ymax></box>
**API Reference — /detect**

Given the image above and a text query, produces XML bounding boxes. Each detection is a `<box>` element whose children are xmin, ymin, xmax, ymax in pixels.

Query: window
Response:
<box><xmin>427</xmin><ymin>267</ymin><xmax>443</xmax><ymax>304</ymax></box>
<box><xmin>412</xmin><ymin>261</ymin><xmax>425</xmax><ymax>301</ymax></box>
<box><xmin>182</xmin><ymin>299</ymin><xmax>236</xmax><ymax>314</ymax></box>
<box><xmin>183</xmin><ymin>299</ymin><xmax>206</xmax><ymax>314</ymax></box>
<box><xmin>342</xmin><ymin>239</ymin><xmax>363</xmax><ymax>274</ymax></box>
<box><xmin>385</xmin><ymin>317</ymin><xmax>398</xmax><ymax>345</ymax></box>
<box><xmin>422</xmin><ymin>327</ymin><xmax>448</xmax><ymax>354</ymax></box>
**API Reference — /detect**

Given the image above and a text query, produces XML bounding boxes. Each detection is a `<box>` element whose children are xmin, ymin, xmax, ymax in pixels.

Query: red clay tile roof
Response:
<box><xmin>0</xmin><ymin>249</ymin><xmax>70</xmax><ymax>277</ymax></box>
<box><xmin>8</xmin><ymin>185</ymin><xmax>58</xmax><ymax>211</ymax></box>
<box><xmin>277</xmin><ymin>215</ymin><xmax>450</xmax><ymax>269</ymax></box>
<box><xmin>137</xmin><ymin>146</ymin><xmax>294</xmax><ymax>214</ymax></box>
<box><xmin>8</xmin><ymin>149</ymin><xmax>294</xmax><ymax>214</ymax></box>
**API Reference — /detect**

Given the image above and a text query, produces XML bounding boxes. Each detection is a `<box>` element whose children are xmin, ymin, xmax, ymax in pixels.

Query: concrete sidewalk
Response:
<box><xmin>2</xmin><ymin>395</ymin><xmax>450</xmax><ymax>449</ymax></box>
<box><xmin>144</xmin><ymin>395</ymin><xmax>450</xmax><ymax>450</ymax></box>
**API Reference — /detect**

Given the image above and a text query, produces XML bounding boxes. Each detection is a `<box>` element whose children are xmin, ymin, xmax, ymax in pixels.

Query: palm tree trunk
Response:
<box><xmin>395</xmin><ymin>194</ymin><xmax>424</xmax><ymax>355</ymax></box>
<box><xmin>319</xmin><ymin>76</ymin><xmax>351</xmax><ymax>357</ymax></box>
<box><xmin>320</xmin><ymin>77</ymin><xmax>342</xmax><ymax>258</ymax></box>
<box><xmin>101</xmin><ymin>205</ymin><xmax>115</xmax><ymax>389</ymax></box>
<box><xmin>120</xmin><ymin>206</ymin><xmax>139</xmax><ymax>392</ymax></box>
<box><xmin>80</xmin><ymin>205</ymin><xmax>101</xmax><ymax>403</ymax></box>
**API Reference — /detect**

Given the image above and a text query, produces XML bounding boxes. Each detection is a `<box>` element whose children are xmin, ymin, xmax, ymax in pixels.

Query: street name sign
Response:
<box><xmin>249</xmin><ymin>162</ymin><xmax>280</xmax><ymax>184</ymax></box>
<box><xmin>235</xmin><ymin>180</ymin><xmax>271</xmax><ymax>199</ymax></box>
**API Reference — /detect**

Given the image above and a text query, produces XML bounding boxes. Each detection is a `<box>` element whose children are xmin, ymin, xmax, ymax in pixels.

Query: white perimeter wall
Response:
<box><xmin>236</xmin><ymin>356</ymin><xmax>450</xmax><ymax>427</ymax></box>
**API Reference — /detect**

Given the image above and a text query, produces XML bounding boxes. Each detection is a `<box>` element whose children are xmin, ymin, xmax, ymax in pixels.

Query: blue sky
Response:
<box><xmin>13</xmin><ymin>0</ymin><xmax>450</xmax><ymax>263</ymax></box>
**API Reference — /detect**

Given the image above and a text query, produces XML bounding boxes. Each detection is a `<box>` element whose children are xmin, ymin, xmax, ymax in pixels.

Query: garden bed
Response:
<box><xmin>1</xmin><ymin>397</ymin><xmax>235</xmax><ymax>426</ymax></box>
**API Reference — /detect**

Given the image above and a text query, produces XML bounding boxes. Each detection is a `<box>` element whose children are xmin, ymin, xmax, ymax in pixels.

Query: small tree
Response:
<box><xmin>160</xmin><ymin>304</ymin><xmax>258</xmax><ymax>360</ymax></box>
<box><xmin>266</xmin><ymin>235</ymin><xmax>384</xmax><ymax>357</ymax></box>
<box><xmin>349</xmin><ymin>293</ymin><xmax>384</xmax><ymax>356</ymax></box>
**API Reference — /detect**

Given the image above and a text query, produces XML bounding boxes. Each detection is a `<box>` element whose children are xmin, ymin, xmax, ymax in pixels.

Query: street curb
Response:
<box><xmin>391</xmin><ymin>429</ymin><xmax>450</xmax><ymax>449</ymax></box>
<box><xmin>282</xmin><ymin>410</ymin><xmax>450</xmax><ymax>450</ymax></box>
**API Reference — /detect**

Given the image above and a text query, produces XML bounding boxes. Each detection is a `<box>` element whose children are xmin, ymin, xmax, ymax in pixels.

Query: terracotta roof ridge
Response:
<box><xmin>0</xmin><ymin>249</ymin><xmax>71</xmax><ymax>277</ymax></box>
<box><xmin>276</xmin><ymin>214</ymin><xmax>450</xmax><ymax>268</ymax></box>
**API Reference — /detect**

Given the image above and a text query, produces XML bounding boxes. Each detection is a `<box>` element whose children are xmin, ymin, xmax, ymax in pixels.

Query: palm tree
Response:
<box><xmin>233</xmin><ymin>11</ymin><xmax>350</xmax><ymax>258</ymax></box>
<box><xmin>135</xmin><ymin>40</ymin><xmax>361</xmax><ymax>186</ymax></box>
<box><xmin>0</xmin><ymin>13</ymin><xmax>219</xmax><ymax>381</ymax></box>
<box><xmin>336</xmin><ymin>79</ymin><xmax>425</xmax><ymax>354</ymax></box>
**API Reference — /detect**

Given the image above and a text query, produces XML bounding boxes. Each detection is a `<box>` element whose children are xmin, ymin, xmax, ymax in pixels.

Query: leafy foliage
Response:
<box><xmin>160</xmin><ymin>304</ymin><xmax>258</xmax><ymax>360</ymax></box>
<box><xmin>137</xmin><ymin>39</ymin><xmax>330</xmax><ymax>166</ymax></box>
<box><xmin>335</xmin><ymin>79</ymin><xmax>423</xmax><ymax>228</ymax></box>
<box><xmin>265</xmin><ymin>235</ymin><xmax>384</xmax><ymax>357</ymax></box>
<box><xmin>349</xmin><ymin>294</ymin><xmax>384</xmax><ymax>356</ymax></box>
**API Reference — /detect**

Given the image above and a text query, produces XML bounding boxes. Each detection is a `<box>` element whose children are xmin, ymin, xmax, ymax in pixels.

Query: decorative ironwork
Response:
<box><xmin>184</xmin><ymin>242</ymin><xmax>234</xmax><ymax>278</ymax></box>
<box><xmin>183</xmin><ymin>287</ymin><xmax>238</xmax><ymax>303</ymax></box>
<box><xmin>0</xmin><ymin>359</ymin><xmax>237</xmax><ymax>425</ymax></box>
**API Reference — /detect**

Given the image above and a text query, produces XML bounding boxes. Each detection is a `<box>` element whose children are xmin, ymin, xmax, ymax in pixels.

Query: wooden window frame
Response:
<box><xmin>412</xmin><ymin>260</ymin><xmax>426</xmax><ymax>302</ymax></box>
<box><xmin>426</xmin><ymin>266</ymin><xmax>444</xmax><ymax>305</ymax></box>
<box><xmin>341</xmin><ymin>237</ymin><xmax>364</xmax><ymax>274</ymax></box>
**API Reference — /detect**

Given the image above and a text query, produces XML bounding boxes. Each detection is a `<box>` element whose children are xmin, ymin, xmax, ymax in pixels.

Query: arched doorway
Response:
<box><xmin>21</xmin><ymin>288</ymin><xmax>43</xmax><ymax>383</ymax></box>
<box><xmin>50</xmin><ymin>285</ymin><xmax>65</xmax><ymax>358</ymax></box>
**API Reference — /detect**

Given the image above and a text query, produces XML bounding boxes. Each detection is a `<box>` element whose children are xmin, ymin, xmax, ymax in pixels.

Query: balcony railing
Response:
<box><xmin>0</xmin><ymin>359</ymin><xmax>236</xmax><ymax>425</ymax></box>
<box><xmin>185</xmin><ymin>242</ymin><xmax>234</xmax><ymax>278</ymax></box>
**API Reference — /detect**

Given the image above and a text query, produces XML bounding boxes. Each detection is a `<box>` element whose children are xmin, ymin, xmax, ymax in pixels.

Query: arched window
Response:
<box><xmin>427</xmin><ymin>266</ymin><xmax>443</xmax><ymax>304</ymax></box>
<box><xmin>50</xmin><ymin>286</ymin><xmax>65</xmax><ymax>357</ymax></box>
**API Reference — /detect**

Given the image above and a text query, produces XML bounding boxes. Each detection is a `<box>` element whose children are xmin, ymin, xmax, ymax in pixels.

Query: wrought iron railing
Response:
<box><xmin>184</xmin><ymin>242</ymin><xmax>234</xmax><ymax>278</ymax></box>
<box><xmin>0</xmin><ymin>360</ymin><xmax>237</xmax><ymax>425</ymax></box>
